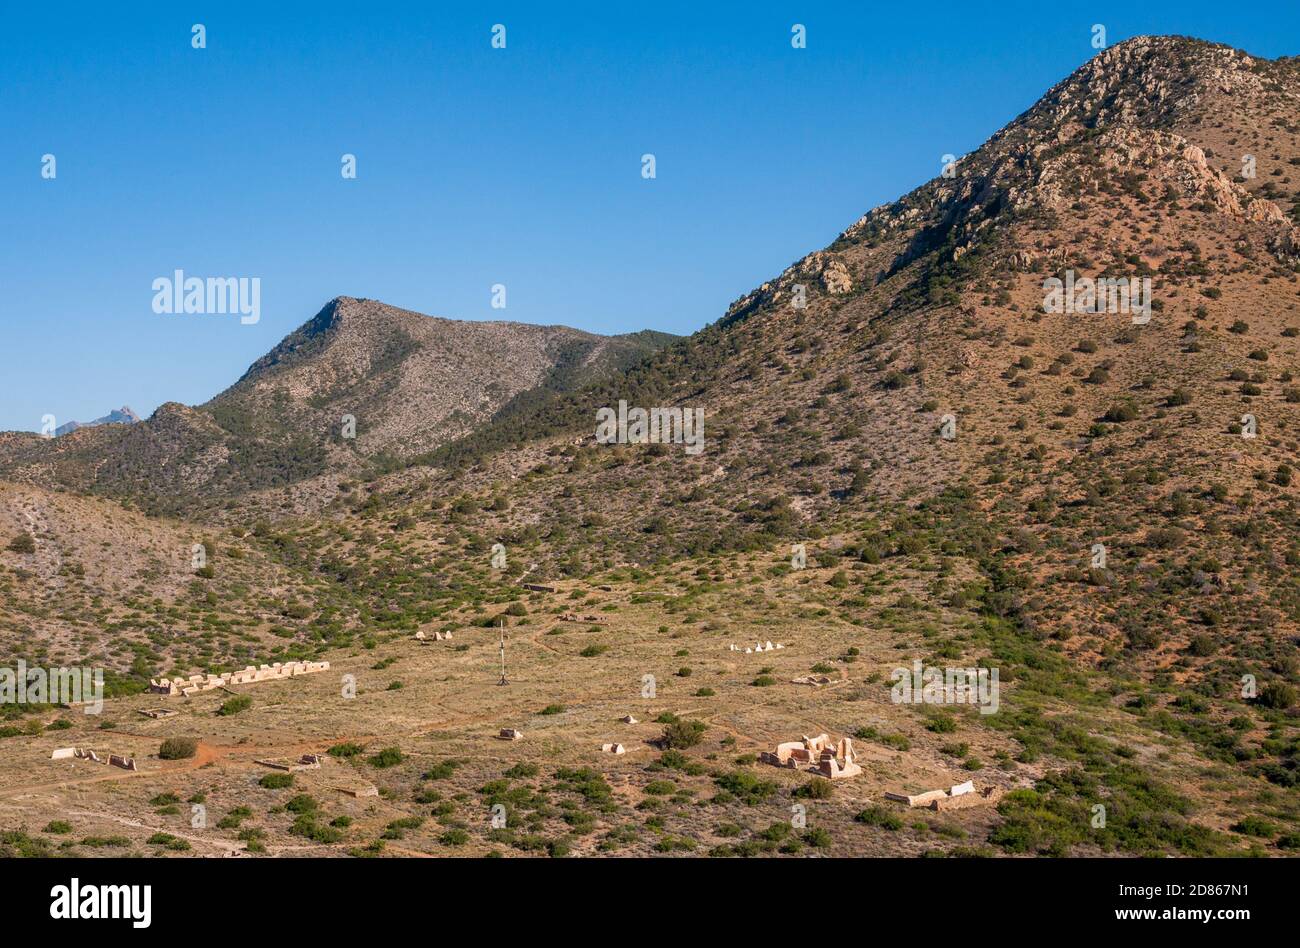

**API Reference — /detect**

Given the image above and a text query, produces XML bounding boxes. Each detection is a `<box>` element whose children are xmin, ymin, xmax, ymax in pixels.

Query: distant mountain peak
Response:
<box><xmin>55</xmin><ymin>406</ymin><xmax>141</xmax><ymax>437</ymax></box>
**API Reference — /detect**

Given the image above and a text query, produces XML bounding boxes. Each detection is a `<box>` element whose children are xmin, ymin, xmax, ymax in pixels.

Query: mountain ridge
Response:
<box><xmin>0</xmin><ymin>297</ymin><xmax>676</xmax><ymax>509</ymax></box>
<box><xmin>53</xmin><ymin>405</ymin><xmax>141</xmax><ymax>437</ymax></box>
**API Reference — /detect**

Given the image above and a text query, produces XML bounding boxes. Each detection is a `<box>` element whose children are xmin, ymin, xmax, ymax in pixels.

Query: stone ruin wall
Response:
<box><xmin>149</xmin><ymin>660</ymin><xmax>331</xmax><ymax>697</ymax></box>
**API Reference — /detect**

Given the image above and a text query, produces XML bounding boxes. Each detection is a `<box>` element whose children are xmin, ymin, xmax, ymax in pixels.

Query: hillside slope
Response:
<box><xmin>0</xmin><ymin>297</ymin><xmax>674</xmax><ymax>512</ymax></box>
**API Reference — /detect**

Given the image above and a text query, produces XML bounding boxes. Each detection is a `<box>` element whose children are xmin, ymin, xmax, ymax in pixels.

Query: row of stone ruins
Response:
<box><xmin>51</xmin><ymin>747</ymin><xmax>137</xmax><ymax>770</ymax></box>
<box><xmin>761</xmin><ymin>733</ymin><xmax>862</xmax><ymax>780</ymax></box>
<box><xmin>149</xmin><ymin>660</ymin><xmax>331</xmax><ymax>696</ymax></box>
<box><xmin>729</xmin><ymin>641</ymin><xmax>785</xmax><ymax>653</ymax></box>
<box><xmin>885</xmin><ymin>781</ymin><xmax>1005</xmax><ymax>811</ymax></box>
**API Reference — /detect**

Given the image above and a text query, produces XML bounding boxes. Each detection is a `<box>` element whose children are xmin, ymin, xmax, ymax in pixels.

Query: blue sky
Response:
<box><xmin>1</xmin><ymin>1</ymin><xmax>1295</xmax><ymax>432</ymax></box>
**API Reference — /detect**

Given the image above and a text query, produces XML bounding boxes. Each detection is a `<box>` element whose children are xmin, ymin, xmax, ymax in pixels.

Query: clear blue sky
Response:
<box><xmin>1</xmin><ymin>1</ymin><xmax>1295</xmax><ymax>431</ymax></box>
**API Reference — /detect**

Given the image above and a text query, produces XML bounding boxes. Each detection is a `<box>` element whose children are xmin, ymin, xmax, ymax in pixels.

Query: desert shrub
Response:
<box><xmin>1230</xmin><ymin>817</ymin><xmax>1276</xmax><ymax>838</ymax></box>
<box><xmin>290</xmin><ymin>815</ymin><xmax>341</xmax><ymax>843</ymax></box>
<box><xmin>925</xmin><ymin>713</ymin><xmax>957</xmax><ymax>733</ymax></box>
<box><xmin>1256</xmin><ymin>682</ymin><xmax>1297</xmax><ymax>710</ymax></box>
<box><xmin>158</xmin><ymin>737</ymin><xmax>197</xmax><ymax>760</ymax></box>
<box><xmin>286</xmin><ymin>794</ymin><xmax>318</xmax><ymax>814</ymax></box>
<box><xmin>661</xmin><ymin>719</ymin><xmax>707</xmax><ymax>749</ymax></box>
<box><xmin>217</xmin><ymin>695</ymin><xmax>252</xmax><ymax>716</ymax></box>
<box><xmin>793</xmin><ymin>777</ymin><xmax>833</xmax><ymax>800</ymax></box>
<box><xmin>259</xmin><ymin>773</ymin><xmax>294</xmax><ymax>790</ymax></box>
<box><xmin>553</xmin><ymin>767</ymin><xmax>615</xmax><ymax>806</ymax></box>
<box><xmin>0</xmin><ymin>830</ymin><xmax>54</xmax><ymax>857</ymax></box>
<box><xmin>714</xmin><ymin>770</ymin><xmax>777</xmax><ymax>805</ymax></box>
<box><xmin>146</xmin><ymin>832</ymin><xmax>190</xmax><ymax>851</ymax></box>
<box><xmin>368</xmin><ymin>747</ymin><xmax>404</xmax><ymax>768</ymax></box>
<box><xmin>882</xmin><ymin>370</ymin><xmax>909</xmax><ymax>390</ymax></box>
<box><xmin>1103</xmin><ymin>401</ymin><xmax>1139</xmax><ymax>422</ymax></box>
<box><xmin>855</xmin><ymin>806</ymin><xmax>904</xmax><ymax>830</ymax></box>
<box><xmin>79</xmin><ymin>835</ymin><xmax>130</xmax><ymax>848</ymax></box>
<box><xmin>440</xmin><ymin>828</ymin><xmax>470</xmax><ymax>846</ymax></box>
<box><xmin>6</xmin><ymin>533</ymin><xmax>35</xmax><ymax>554</ymax></box>
<box><xmin>802</xmin><ymin>827</ymin><xmax>832</xmax><ymax>848</ymax></box>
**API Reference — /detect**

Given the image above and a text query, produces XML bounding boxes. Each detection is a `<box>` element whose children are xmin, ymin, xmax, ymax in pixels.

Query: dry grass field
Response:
<box><xmin>0</xmin><ymin>538</ymin><xmax>1271</xmax><ymax>858</ymax></box>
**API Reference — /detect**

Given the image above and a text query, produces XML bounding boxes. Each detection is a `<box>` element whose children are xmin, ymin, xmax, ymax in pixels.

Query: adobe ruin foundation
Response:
<box><xmin>137</xmin><ymin>708</ymin><xmax>179</xmax><ymax>719</ymax></box>
<box><xmin>149</xmin><ymin>660</ymin><xmax>330</xmax><ymax>697</ymax></box>
<box><xmin>256</xmin><ymin>753</ymin><xmax>326</xmax><ymax>772</ymax></box>
<box><xmin>333</xmin><ymin>784</ymin><xmax>379</xmax><ymax>798</ymax></box>
<box><xmin>885</xmin><ymin>781</ymin><xmax>1005</xmax><ymax>811</ymax></box>
<box><xmin>760</xmin><ymin>733</ymin><xmax>862</xmax><ymax>780</ymax></box>
<box><xmin>52</xmin><ymin>747</ymin><xmax>138</xmax><ymax>770</ymax></box>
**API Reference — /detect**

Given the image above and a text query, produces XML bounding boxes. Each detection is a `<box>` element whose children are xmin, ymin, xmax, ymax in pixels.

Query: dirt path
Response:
<box><xmin>66</xmin><ymin>808</ymin><xmax>245</xmax><ymax>855</ymax></box>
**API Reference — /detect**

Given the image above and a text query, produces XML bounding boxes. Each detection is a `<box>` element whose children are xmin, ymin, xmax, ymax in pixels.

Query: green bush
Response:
<box><xmin>855</xmin><ymin>806</ymin><xmax>904</xmax><ymax>830</ymax></box>
<box><xmin>368</xmin><ymin>746</ymin><xmax>404</xmax><ymax>768</ymax></box>
<box><xmin>217</xmin><ymin>695</ymin><xmax>252</xmax><ymax>716</ymax></box>
<box><xmin>158</xmin><ymin>737</ymin><xmax>198</xmax><ymax>760</ymax></box>
<box><xmin>6</xmin><ymin>533</ymin><xmax>36</xmax><ymax>554</ymax></box>
<box><xmin>660</xmin><ymin>719</ymin><xmax>707</xmax><ymax>749</ymax></box>
<box><xmin>793</xmin><ymin>777</ymin><xmax>834</xmax><ymax>800</ymax></box>
<box><xmin>713</xmin><ymin>770</ymin><xmax>777</xmax><ymax>805</ymax></box>
<box><xmin>1256</xmin><ymin>682</ymin><xmax>1297</xmax><ymax>710</ymax></box>
<box><xmin>286</xmin><ymin>794</ymin><xmax>318</xmax><ymax>814</ymax></box>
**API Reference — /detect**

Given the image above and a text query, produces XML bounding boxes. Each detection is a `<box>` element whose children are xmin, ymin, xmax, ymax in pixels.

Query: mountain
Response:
<box><xmin>2</xmin><ymin>36</ymin><xmax>1299</xmax><ymax>859</ymax></box>
<box><xmin>53</xmin><ymin>406</ymin><xmax>141</xmax><ymax>437</ymax></box>
<box><xmin>426</xmin><ymin>34</ymin><xmax>1300</xmax><ymax>545</ymax></box>
<box><xmin>0</xmin><ymin>297</ymin><xmax>675</xmax><ymax>512</ymax></box>
<box><xmin>250</xmin><ymin>36</ymin><xmax>1296</xmax><ymax>851</ymax></box>
<box><xmin>397</xmin><ymin>36</ymin><xmax>1300</xmax><ymax>697</ymax></box>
